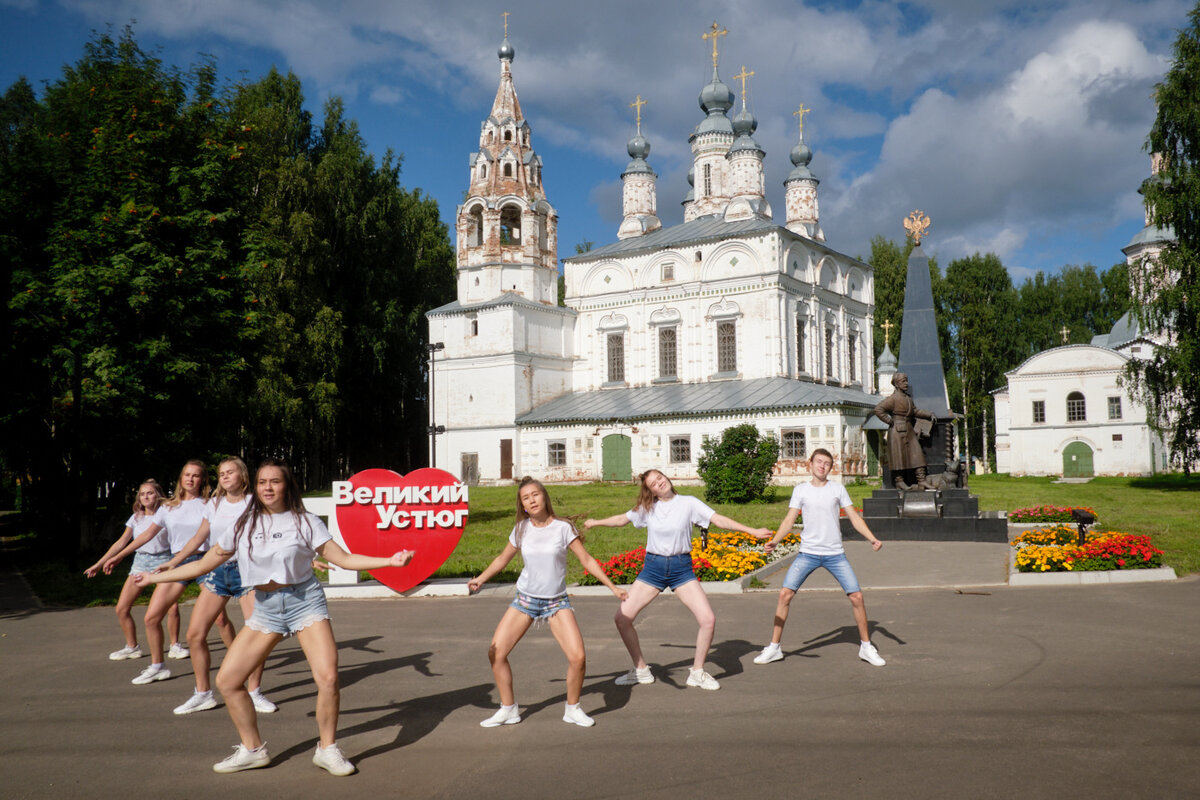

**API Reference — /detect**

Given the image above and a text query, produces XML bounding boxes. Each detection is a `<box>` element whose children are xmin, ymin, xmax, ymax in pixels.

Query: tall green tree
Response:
<box><xmin>1130</xmin><ymin>2</ymin><xmax>1200</xmax><ymax>472</ymax></box>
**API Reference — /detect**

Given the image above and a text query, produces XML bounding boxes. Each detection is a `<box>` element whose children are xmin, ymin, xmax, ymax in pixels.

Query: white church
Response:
<box><xmin>427</xmin><ymin>27</ymin><xmax>883</xmax><ymax>485</ymax></box>
<box><xmin>993</xmin><ymin>155</ymin><xmax>1175</xmax><ymax>477</ymax></box>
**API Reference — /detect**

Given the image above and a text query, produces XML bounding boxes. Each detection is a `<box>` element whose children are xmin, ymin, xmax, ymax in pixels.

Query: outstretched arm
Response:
<box><xmin>85</xmin><ymin>527</ymin><xmax>134</xmax><ymax>577</ymax></box>
<box><xmin>709</xmin><ymin>512</ymin><xmax>773</xmax><ymax>540</ymax></box>
<box><xmin>763</xmin><ymin>508</ymin><xmax>801</xmax><ymax>554</ymax></box>
<box><xmin>316</xmin><ymin>539</ymin><xmax>414</xmax><ymax>571</ymax></box>
<box><xmin>103</xmin><ymin>522</ymin><xmax>164</xmax><ymax>574</ymax></box>
<box><xmin>161</xmin><ymin>519</ymin><xmax>211</xmax><ymax>570</ymax></box>
<box><xmin>844</xmin><ymin>506</ymin><xmax>882</xmax><ymax>550</ymax></box>
<box><xmin>583</xmin><ymin>513</ymin><xmax>632</xmax><ymax>530</ymax></box>
<box><xmin>569</xmin><ymin>538</ymin><xmax>627</xmax><ymax>601</ymax></box>
<box><xmin>468</xmin><ymin>543</ymin><xmax>520</xmax><ymax>594</ymax></box>
<box><xmin>134</xmin><ymin>546</ymin><xmax>232</xmax><ymax>586</ymax></box>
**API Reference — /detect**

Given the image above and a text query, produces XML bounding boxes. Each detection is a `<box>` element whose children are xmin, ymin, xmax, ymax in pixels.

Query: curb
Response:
<box><xmin>1008</xmin><ymin>566</ymin><xmax>1177</xmax><ymax>586</ymax></box>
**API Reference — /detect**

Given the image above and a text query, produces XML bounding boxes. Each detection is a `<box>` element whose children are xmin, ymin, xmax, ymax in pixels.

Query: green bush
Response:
<box><xmin>696</xmin><ymin>424</ymin><xmax>779</xmax><ymax>503</ymax></box>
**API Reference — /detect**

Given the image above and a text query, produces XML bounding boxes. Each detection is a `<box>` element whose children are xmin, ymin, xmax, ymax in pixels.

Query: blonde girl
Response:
<box><xmin>84</xmin><ymin>479</ymin><xmax>175</xmax><ymax>660</ymax></box>
<box><xmin>584</xmin><ymin>469</ymin><xmax>771</xmax><ymax>691</ymax></box>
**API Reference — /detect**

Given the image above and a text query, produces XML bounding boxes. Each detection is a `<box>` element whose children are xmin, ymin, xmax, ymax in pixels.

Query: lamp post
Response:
<box><xmin>426</xmin><ymin>341</ymin><xmax>445</xmax><ymax>468</ymax></box>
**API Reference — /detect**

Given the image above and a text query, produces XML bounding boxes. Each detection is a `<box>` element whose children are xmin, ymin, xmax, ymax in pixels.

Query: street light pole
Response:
<box><xmin>426</xmin><ymin>341</ymin><xmax>445</xmax><ymax>468</ymax></box>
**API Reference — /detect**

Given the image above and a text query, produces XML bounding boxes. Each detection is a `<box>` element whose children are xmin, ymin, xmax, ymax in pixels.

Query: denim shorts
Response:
<box><xmin>130</xmin><ymin>550</ymin><xmax>171</xmax><ymax>575</ymax></box>
<box><xmin>510</xmin><ymin>590</ymin><xmax>572</xmax><ymax>621</ymax></box>
<box><xmin>172</xmin><ymin>552</ymin><xmax>204</xmax><ymax>586</ymax></box>
<box><xmin>198</xmin><ymin>560</ymin><xmax>250</xmax><ymax>599</ymax></box>
<box><xmin>783</xmin><ymin>552</ymin><xmax>862</xmax><ymax>594</ymax></box>
<box><xmin>247</xmin><ymin>575</ymin><xmax>329</xmax><ymax>636</ymax></box>
<box><xmin>636</xmin><ymin>552</ymin><xmax>697</xmax><ymax>591</ymax></box>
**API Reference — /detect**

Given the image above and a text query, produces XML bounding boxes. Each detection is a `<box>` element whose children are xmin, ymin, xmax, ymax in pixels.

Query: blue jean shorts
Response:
<box><xmin>636</xmin><ymin>552</ymin><xmax>697</xmax><ymax>591</ymax></box>
<box><xmin>510</xmin><ymin>590</ymin><xmax>572</xmax><ymax>621</ymax></box>
<box><xmin>130</xmin><ymin>550</ymin><xmax>170</xmax><ymax>575</ymax></box>
<box><xmin>172</xmin><ymin>552</ymin><xmax>204</xmax><ymax>586</ymax></box>
<box><xmin>783</xmin><ymin>552</ymin><xmax>862</xmax><ymax>594</ymax></box>
<box><xmin>247</xmin><ymin>575</ymin><xmax>329</xmax><ymax>636</ymax></box>
<box><xmin>198</xmin><ymin>560</ymin><xmax>250</xmax><ymax>598</ymax></box>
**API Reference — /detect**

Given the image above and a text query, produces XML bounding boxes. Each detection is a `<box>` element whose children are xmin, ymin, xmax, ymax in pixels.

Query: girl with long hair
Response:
<box><xmin>584</xmin><ymin>469</ymin><xmax>771</xmax><ymax>691</ymax></box>
<box><xmin>107</xmin><ymin>459</ymin><xmax>210</xmax><ymax>685</ymax></box>
<box><xmin>84</xmin><ymin>479</ymin><xmax>173</xmax><ymax>660</ymax></box>
<box><xmin>136</xmin><ymin>459</ymin><xmax>413</xmax><ymax>776</ymax></box>
<box><xmin>469</xmin><ymin>477</ymin><xmax>627</xmax><ymax>728</ymax></box>
<box><xmin>161</xmin><ymin>457</ymin><xmax>276</xmax><ymax>715</ymax></box>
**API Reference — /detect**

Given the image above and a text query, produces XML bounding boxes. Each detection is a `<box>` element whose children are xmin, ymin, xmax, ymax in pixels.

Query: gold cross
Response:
<box><xmin>881</xmin><ymin>319</ymin><xmax>894</xmax><ymax>348</ymax></box>
<box><xmin>1060</xmin><ymin>325</ymin><xmax>1070</xmax><ymax>344</ymax></box>
<box><xmin>702</xmin><ymin>22</ymin><xmax>728</xmax><ymax>69</ymax></box>
<box><xmin>502</xmin><ymin>11</ymin><xmax>510</xmax><ymax>37</ymax></box>
<box><xmin>630</xmin><ymin>95</ymin><xmax>647</xmax><ymax>133</ymax></box>
<box><xmin>733</xmin><ymin>66</ymin><xmax>754</xmax><ymax>108</ymax></box>
<box><xmin>794</xmin><ymin>103</ymin><xmax>810</xmax><ymax>135</ymax></box>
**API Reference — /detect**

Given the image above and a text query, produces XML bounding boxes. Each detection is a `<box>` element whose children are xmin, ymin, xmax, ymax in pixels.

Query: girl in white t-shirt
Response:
<box><xmin>108</xmin><ymin>459</ymin><xmax>210</xmax><ymax>685</ymax></box>
<box><xmin>160</xmin><ymin>457</ymin><xmax>275</xmax><ymax>716</ymax></box>
<box><xmin>136</xmin><ymin>459</ymin><xmax>413</xmax><ymax>777</ymax></box>
<box><xmin>84</xmin><ymin>479</ymin><xmax>171</xmax><ymax>661</ymax></box>
<box><xmin>469</xmin><ymin>477</ymin><xmax>627</xmax><ymax>729</ymax></box>
<box><xmin>584</xmin><ymin>469</ymin><xmax>771</xmax><ymax>691</ymax></box>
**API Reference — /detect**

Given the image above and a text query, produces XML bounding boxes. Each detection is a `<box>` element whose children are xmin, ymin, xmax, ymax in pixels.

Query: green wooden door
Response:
<box><xmin>602</xmin><ymin>434</ymin><xmax>632</xmax><ymax>481</ymax></box>
<box><xmin>1062</xmin><ymin>441</ymin><xmax>1094</xmax><ymax>478</ymax></box>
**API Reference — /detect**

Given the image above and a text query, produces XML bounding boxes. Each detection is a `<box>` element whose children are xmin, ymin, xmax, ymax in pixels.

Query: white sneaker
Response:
<box><xmin>109</xmin><ymin>644</ymin><xmax>143</xmax><ymax>660</ymax></box>
<box><xmin>753</xmin><ymin>644</ymin><xmax>783</xmax><ymax>664</ymax></box>
<box><xmin>859</xmin><ymin>642</ymin><xmax>886</xmax><ymax>666</ymax></box>
<box><xmin>213</xmin><ymin>743</ymin><xmax>270</xmax><ymax>774</ymax></box>
<box><xmin>614</xmin><ymin>666</ymin><xmax>654</xmax><ymax>685</ymax></box>
<box><xmin>686</xmin><ymin>668</ymin><xmax>720</xmax><ymax>690</ymax></box>
<box><xmin>250</xmin><ymin>690</ymin><xmax>277</xmax><ymax>713</ymax></box>
<box><xmin>312</xmin><ymin>743</ymin><xmax>356</xmax><ymax>776</ymax></box>
<box><xmin>168</xmin><ymin>643</ymin><xmax>190</xmax><ymax>660</ymax></box>
<box><xmin>174</xmin><ymin>690</ymin><xmax>217</xmax><ymax>715</ymax></box>
<box><xmin>562</xmin><ymin>704</ymin><xmax>595</xmax><ymax>727</ymax></box>
<box><xmin>131</xmin><ymin>664</ymin><xmax>170</xmax><ymax>685</ymax></box>
<box><xmin>480</xmin><ymin>705</ymin><xmax>521</xmax><ymax>727</ymax></box>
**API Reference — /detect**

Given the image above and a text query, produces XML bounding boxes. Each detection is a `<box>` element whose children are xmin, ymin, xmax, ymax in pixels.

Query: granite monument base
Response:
<box><xmin>845</xmin><ymin>487</ymin><xmax>1008</xmax><ymax>542</ymax></box>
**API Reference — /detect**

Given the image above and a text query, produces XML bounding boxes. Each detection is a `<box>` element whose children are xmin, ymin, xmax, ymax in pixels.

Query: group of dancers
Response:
<box><xmin>87</xmin><ymin>448</ymin><xmax>885</xmax><ymax>777</ymax></box>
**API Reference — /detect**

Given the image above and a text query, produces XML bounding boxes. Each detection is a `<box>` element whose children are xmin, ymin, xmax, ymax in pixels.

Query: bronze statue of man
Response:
<box><xmin>874</xmin><ymin>372</ymin><xmax>937</xmax><ymax>490</ymax></box>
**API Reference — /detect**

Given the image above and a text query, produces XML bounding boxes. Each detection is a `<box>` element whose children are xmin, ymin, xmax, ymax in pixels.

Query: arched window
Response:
<box><xmin>703</xmin><ymin>163</ymin><xmax>712</xmax><ymax>196</ymax></box>
<box><xmin>479</xmin><ymin>164</ymin><xmax>486</xmax><ymax>179</ymax></box>
<box><xmin>504</xmin><ymin>130</ymin><xmax>512</xmax><ymax>142</ymax></box>
<box><xmin>499</xmin><ymin>205</ymin><xmax>521</xmax><ymax>244</ymax></box>
<box><xmin>468</xmin><ymin>206</ymin><xmax>484</xmax><ymax>247</ymax></box>
<box><xmin>504</xmin><ymin>163</ymin><xmax>513</xmax><ymax>178</ymax></box>
<box><xmin>1066</xmin><ymin>392</ymin><xmax>1086</xmax><ymax>422</ymax></box>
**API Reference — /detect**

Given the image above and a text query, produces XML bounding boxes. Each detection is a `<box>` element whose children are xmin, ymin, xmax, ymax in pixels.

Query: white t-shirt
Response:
<box><xmin>789</xmin><ymin>480</ymin><xmax>852</xmax><ymax>555</ymax></box>
<box><xmin>216</xmin><ymin>510</ymin><xmax>331</xmax><ymax>588</ymax></box>
<box><xmin>203</xmin><ymin>496</ymin><xmax>248</xmax><ymax>556</ymax></box>
<box><xmin>125</xmin><ymin>507</ymin><xmax>168</xmax><ymax>554</ymax></box>
<box><xmin>510</xmin><ymin>518</ymin><xmax>578</xmax><ymax>598</ymax></box>
<box><xmin>162</xmin><ymin>497</ymin><xmax>207</xmax><ymax>554</ymax></box>
<box><xmin>626</xmin><ymin>494</ymin><xmax>715</xmax><ymax>556</ymax></box>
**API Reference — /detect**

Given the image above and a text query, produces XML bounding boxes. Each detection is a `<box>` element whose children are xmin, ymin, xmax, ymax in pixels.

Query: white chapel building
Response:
<box><xmin>428</xmin><ymin>31</ymin><xmax>882</xmax><ymax>484</ymax></box>
<box><xmin>993</xmin><ymin>156</ymin><xmax>1174</xmax><ymax>477</ymax></box>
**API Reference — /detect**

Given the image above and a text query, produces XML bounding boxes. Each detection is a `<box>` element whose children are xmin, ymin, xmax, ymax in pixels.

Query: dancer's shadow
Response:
<box><xmin>268</xmin><ymin>650</ymin><xmax>438</xmax><ymax>703</ymax></box>
<box><xmin>788</xmin><ymin>622</ymin><xmax>904</xmax><ymax>658</ymax></box>
<box><xmin>657</xmin><ymin>637</ymin><xmax>765</xmax><ymax>679</ymax></box>
<box><xmin>271</xmin><ymin>681</ymin><xmax>497</xmax><ymax>766</ymax></box>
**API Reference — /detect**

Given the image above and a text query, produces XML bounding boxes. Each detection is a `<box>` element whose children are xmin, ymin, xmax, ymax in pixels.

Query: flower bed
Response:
<box><xmin>582</xmin><ymin>530</ymin><xmax>803</xmax><ymax>585</ymax></box>
<box><xmin>1008</xmin><ymin>505</ymin><xmax>1099</xmax><ymax>524</ymax></box>
<box><xmin>1011</xmin><ymin>525</ymin><xmax>1164</xmax><ymax>572</ymax></box>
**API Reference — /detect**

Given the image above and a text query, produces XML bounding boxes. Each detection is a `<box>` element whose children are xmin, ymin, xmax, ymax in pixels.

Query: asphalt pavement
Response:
<box><xmin>1</xmin><ymin>545</ymin><xmax>1197</xmax><ymax>799</ymax></box>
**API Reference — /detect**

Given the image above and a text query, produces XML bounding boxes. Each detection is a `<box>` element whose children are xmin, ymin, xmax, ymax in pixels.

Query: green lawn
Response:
<box><xmin>11</xmin><ymin>473</ymin><xmax>1199</xmax><ymax>606</ymax></box>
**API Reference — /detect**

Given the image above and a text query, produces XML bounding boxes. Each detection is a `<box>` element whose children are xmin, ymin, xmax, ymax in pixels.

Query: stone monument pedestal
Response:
<box><xmin>845</xmin><ymin>487</ymin><xmax>1008</xmax><ymax>542</ymax></box>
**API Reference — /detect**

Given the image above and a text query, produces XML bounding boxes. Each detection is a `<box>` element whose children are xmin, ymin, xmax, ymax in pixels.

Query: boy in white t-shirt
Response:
<box><xmin>754</xmin><ymin>448</ymin><xmax>887</xmax><ymax>667</ymax></box>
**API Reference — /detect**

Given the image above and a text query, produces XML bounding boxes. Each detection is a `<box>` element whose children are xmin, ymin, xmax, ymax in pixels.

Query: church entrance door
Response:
<box><xmin>602</xmin><ymin>434</ymin><xmax>632</xmax><ymax>481</ymax></box>
<box><xmin>1062</xmin><ymin>441</ymin><xmax>1093</xmax><ymax>478</ymax></box>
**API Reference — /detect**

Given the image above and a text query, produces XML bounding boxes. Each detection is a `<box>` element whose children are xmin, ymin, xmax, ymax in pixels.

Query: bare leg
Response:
<box><xmin>848</xmin><ymin>591</ymin><xmax>871</xmax><ymax>642</ymax></box>
<box><xmin>294</xmin><ymin>620</ymin><xmax>341</xmax><ymax>748</ymax></box>
<box><xmin>547</xmin><ymin>610</ymin><xmax>585</xmax><ymax>705</ymax></box>
<box><xmin>486</xmin><ymin>608</ymin><xmax>534</xmax><ymax>706</ymax></box>
<box><xmin>167</xmin><ymin>602</ymin><xmax>181</xmax><ymax>647</ymax></box>
<box><xmin>114</xmin><ymin>576</ymin><xmax>145</xmax><ymax>647</ymax></box>
<box><xmin>672</xmin><ymin>581</ymin><xmax>717</xmax><ymax>671</ymax></box>
<box><xmin>769</xmin><ymin>587</ymin><xmax>798</xmax><ymax>645</ymax></box>
<box><xmin>237</xmin><ymin>592</ymin><xmax>266</xmax><ymax>693</ymax></box>
<box><xmin>144</xmin><ymin>582</ymin><xmax>186</xmax><ymax>663</ymax></box>
<box><xmin>214</xmin><ymin>608</ymin><xmax>236</xmax><ymax>648</ymax></box>
<box><xmin>185</xmin><ymin>588</ymin><xmax>229</xmax><ymax>692</ymax></box>
<box><xmin>613</xmin><ymin>580</ymin><xmax>661</xmax><ymax>669</ymax></box>
<box><xmin>214</xmin><ymin>627</ymin><xmax>282</xmax><ymax>749</ymax></box>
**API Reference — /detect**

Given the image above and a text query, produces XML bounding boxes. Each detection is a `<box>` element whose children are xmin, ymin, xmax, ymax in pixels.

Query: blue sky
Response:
<box><xmin>1</xmin><ymin>0</ymin><xmax>1189</xmax><ymax>283</ymax></box>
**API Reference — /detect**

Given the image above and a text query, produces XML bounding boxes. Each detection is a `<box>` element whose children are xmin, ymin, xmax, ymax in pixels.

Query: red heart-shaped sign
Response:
<box><xmin>333</xmin><ymin>467</ymin><xmax>468</xmax><ymax>593</ymax></box>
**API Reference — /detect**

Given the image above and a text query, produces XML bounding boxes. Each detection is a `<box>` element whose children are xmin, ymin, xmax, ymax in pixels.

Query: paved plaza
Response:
<box><xmin>2</xmin><ymin>548</ymin><xmax>1198</xmax><ymax>799</ymax></box>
